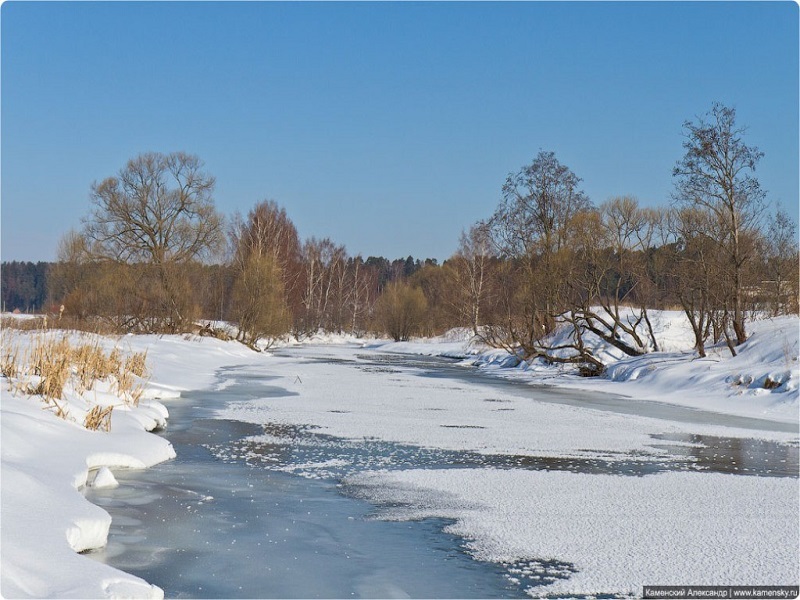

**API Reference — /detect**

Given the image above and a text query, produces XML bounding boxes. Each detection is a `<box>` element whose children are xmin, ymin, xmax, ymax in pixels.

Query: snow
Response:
<box><xmin>217</xmin><ymin>342</ymin><xmax>797</xmax><ymax>465</ymax></box>
<box><xmin>119</xmin><ymin>333</ymin><xmax>258</xmax><ymax>392</ymax></box>
<box><xmin>91</xmin><ymin>467</ymin><xmax>119</xmax><ymax>489</ymax></box>
<box><xmin>218</xmin><ymin>354</ymin><xmax>671</xmax><ymax>457</ymax></box>
<box><xmin>1</xmin><ymin>310</ymin><xmax>797</xmax><ymax>598</ymax></box>
<box><xmin>210</xmin><ymin>313</ymin><xmax>799</xmax><ymax>597</ymax></box>
<box><xmin>1</xmin><ymin>389</ymin><xmax>172</xmax><ymax>598</ymax></box>
<box><xmin>347</xmin><ymin>468</ymin><xmax>800</xmax><ymax>597</ymax></box>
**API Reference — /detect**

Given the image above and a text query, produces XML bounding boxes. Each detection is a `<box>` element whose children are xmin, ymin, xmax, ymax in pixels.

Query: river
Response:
<box><xmin>84</xmin><ymin>346</ymin><xmax>799</xmax><ymax>598</ymax></box>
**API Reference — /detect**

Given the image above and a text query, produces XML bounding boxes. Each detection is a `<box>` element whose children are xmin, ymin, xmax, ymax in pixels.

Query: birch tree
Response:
<box><xmin>229</xmin><ymin>200</ymin><xmax>297</xmax><ymax>345</ymax></box>
<box><xmin>487</xmin><ymin>150</ymin><xmax>593</xmax><ymax>354</ymax></box>
<box><xmin>450</xmin><ymin>224</ymin><xmax>493</xmax><ymax>336</ymax></box>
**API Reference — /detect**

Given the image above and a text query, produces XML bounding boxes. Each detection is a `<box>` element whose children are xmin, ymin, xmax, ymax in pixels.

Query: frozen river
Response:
<box><xmin>85</xmin><ymin>346</ymin><xmax>799</xmax><ymax>598</ymax></box>
<box><xmin>84</xmin><ymin>382</ymin><xmax>520</xmax><ymax>598</ymax></box>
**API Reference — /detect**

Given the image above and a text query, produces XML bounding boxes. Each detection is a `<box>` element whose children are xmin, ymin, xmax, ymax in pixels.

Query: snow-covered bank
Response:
<box><xmin>0</xmin><ymin>331</ymin><xmax>260</xmax><ymax>598</ymax></box>
<box><xmin>347</xmin><ymin>468</ymin><xmax>799</xmax><ymax>597</ymax></box>
<box><xmin>378</xmin><ymin>313</ymin><xmax>800</xmax><ymax>426</ymax></box>
<box><xmin>1</xmin><ymin>397</ymin><xmax>173</xmax><ymax>598</ymax></box>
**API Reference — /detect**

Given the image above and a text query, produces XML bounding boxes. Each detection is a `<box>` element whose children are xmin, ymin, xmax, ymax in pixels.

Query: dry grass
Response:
<box><xmin>1</xmin><ymin>343</ymin><xmax>21</xmax><ymax>379</ymax></box>
<box><xmin>84</xmin><ymin>405</ymin><xmax>114</xmax><ymax>432</ymax></box>
<box><xmin>67</xmin><ymin>342</ymin><xmax>148</xmax><ymax>404</ymax></box>
<box><xmin>46</xmin><ymin>397</ymin><xmax>70</xmax><ymax>420</ymax></box>
<box><xmin>1</xmin><ymin>328</ymin><xmax>150</xmax><ymax>429</ymax></box>
<box><xmin>125</xmin><ymin>350</ymin><xmax>148</xmax><ymax>378</ymax></box>
<box><xmin>0</xmin><ymin>316</ymin><xmax>49</xmax><ymax>332</ymax></box>
<box><xmin>27</xmin><ymin>336</ymin><xmax>73</xmax><ymax>401</ymax></box>
<box><xmin>72</xmin><ymin>342</ymin><xmax>110</xmax><ymax>391</ymax></box>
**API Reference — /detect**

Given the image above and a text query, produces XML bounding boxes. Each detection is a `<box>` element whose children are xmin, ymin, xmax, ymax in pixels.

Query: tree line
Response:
<box><xmin>1</xmin><ymin>261</ymin><xmax>50</xmax><ymax>313</ymax></box>
<box><xmin>5</xmin><ymin>103</ymin><xmax>799</xmax><ymax>370</ymax></box>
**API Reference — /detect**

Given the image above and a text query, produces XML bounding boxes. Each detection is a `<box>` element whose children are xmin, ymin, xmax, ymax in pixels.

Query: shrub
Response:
<box><xmin>374</xmin><ymin>282</ymin><xmax>428</xmax><ymax>342</ymax></box>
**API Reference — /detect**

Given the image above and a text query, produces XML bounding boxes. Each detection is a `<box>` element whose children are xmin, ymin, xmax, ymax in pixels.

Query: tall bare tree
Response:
<box><xmin>487</xmin><ymin>150</ymin><xmax>593</xmax><ymax>354</ymax></box>
<box><xmin>299</xmin><ymin>237</ymin><xmax>347</xmax><ymax>335</ymax></box>
<box><xmin>231</xmin><ymin>200</ymin><xmax>303</xmax><ymax>303</ymax></box>
<box><xmin>229</xmin><ymin>200</ymin><xmax>299</xmax><ymax>345</ymax></box>
<box><xmin>374</xmin><ymin>281</ymin><xmax>428</xmax><ymax>342</ymax></box>
<box><xmin>761</xmin><ymin>209</ymin><xmax>799</xmax><ymax>316</ymax></box>
<box><xmin>80</xmin><ymin>152</ymin><xmax>223</xmax><ymax>331</ymax></box>
<box><xmin>230</xmin><ymin>200</ymin><xmax>303</xmax><ymax>326</ymax></box>
<box><xmin>344</xmin><ymin>256</ymin><xmax>379</xmax><ymax>335</ymax></box>
<box><xmin>673</xmin><ymin>103</ymin><xmax>766</xmax><ymax>345</ymax></box>
<box><xmin>49</xmin><ymin>230</ymin><xmax>90</xmax><ymax>318</ymax></box>
<box><xmin>85</xmin><ymin>152</ymin><xmax>221</xmax><ymax>264</ymax></box>
<box><xmin>666</xmin><ymin>207</ymin><xmax>726</xmax><ymax>357</ymax></box>
<box><xmin>572</xmin><ymin>196</ymin><xmax>661</xmax><ymax>356</ymax></box>
<box><xmin>230</xmin><ymin>254</ymin><xmax>290</xmax><ymax>348</ymax></box>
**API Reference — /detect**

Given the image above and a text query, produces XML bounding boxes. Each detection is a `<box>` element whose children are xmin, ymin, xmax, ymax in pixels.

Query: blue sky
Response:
<box><xmin>2</xmin><ymin>1</ymin><xmax>797</xmax><ymax>262</ymax></box>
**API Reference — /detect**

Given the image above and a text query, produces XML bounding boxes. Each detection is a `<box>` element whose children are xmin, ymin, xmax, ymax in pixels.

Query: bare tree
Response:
<box><xmin>667</xmin><ymin>207</ymin><xmax>724</xmax><ymax>357</ymax></box>
<box><xmin>761</xmin><ymin>209</ymin><xmax>799</xmax><ymax>316</ymax></box>
<box><xmin>231</xmin><ymin>200</ymin><xmax>303</xmax><ymax>308</ymax></box>
<box><xmin>299</xmin><ymin>237</ymin><xmax>347</xmax><ymax>335</ymax></box>
<box><xmin>228</xmin><ymin>200</ymin><xmax>299</xmax><ymax>345</ymax></box>
<box><xmin>344</xmin><ymin>256</ymin><xmax>379</xmax><ymax>335</ymax></box>
<box><xmin>79</xmin><ymin>152</ymin><xmax>223</xmax><ymax>331</ymax></box>
<box><xmin>572</xmin><ymin>196</ymin><xmax>661</xmax><ymax>356</ymax></box>
<box><xmin>495</xmin><ymin>150</ymin><xmax>592</xmax><ymax>257</ymax></box>
<box><xmin>49</xmin><ymin>230</ymin><xmax>89</xmax><ymax>318</ymax></box>
<box><xmin>673</xmin><ymin>103</ymin><xmax>766</xmax><ymax>345</ymax></box>
<box><xmin>230</xmin><ymin>254</ymin><xmax>290</xmax><ymax>348</ymax></box>
<box><xmin>486</xmin><ymin>150</ymin><xmax>593</xmax><ymax>354</ymax></box>
<box><xmin>409</xmin><ymin>263</ymin><xmax>454</xmax><ymax>336</ymax></box>
<box><xmin>85</xmin><ymin>152</ymin><xmax>222</xmax><ymax>264</ymax></box>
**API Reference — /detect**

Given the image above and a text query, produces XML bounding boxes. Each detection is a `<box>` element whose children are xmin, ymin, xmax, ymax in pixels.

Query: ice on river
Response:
<box><xmin>217</xmin><ymin>346</ymin><xmax>797</xmax><ymax>462</ymax></box>
<box><xmin>215</xmin><ymin>345</ymin><xmax>799</xmax><ymax>597</ymax></box>
<box><xmin>346</xmin><ymin>468</ymin><xmax>800</xmax><ymax>597</ymax></box>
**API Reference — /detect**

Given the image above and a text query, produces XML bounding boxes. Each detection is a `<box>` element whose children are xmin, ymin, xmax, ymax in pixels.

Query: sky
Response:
<box><xmin>2</xmin><ymin>1</ymin><xmax>798</xmax><ymax>263</ymax></box>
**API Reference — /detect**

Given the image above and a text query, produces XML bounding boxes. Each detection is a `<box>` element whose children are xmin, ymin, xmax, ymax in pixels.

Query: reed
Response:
<box><xmin>1</xmin><ymin>343</ymin><xmax>20</xmax><ymax>380</ymax></box>
<box><xmin>0</xmin><ymin>329</ymin><xmax>150</xmax><ymax>429</ymax></box>
<box><xmin>25</xmin><ymin>336</ymin><xmax>72</xmax><ymax>402</ymax></box>
<box><xmin>84</xmin><ymin>405</ymin><xmax>114</xmax><ymax>432</ymax></box>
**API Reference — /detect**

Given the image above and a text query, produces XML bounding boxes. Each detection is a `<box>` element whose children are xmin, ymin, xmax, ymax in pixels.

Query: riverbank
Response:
<box><xmin>375</xmin><ymin>312</ymin><xmax>800</xmax><ymax>426</ymax></box>
<box><xmin>0</xmin><ymin>332</ymin><xmax>264</xmax><ymax>598</ymax></box>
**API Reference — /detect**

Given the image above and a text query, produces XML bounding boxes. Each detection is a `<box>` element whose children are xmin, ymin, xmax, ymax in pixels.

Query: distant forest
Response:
<box><xmin>1</xmin><ymin>261</ymin><xmax>50</xmax><ymax>313</ymax></box>
<box><xmin>1</xmin><ymin>256</ymin><xmax>436</xmax><ymax>314</ymax></box>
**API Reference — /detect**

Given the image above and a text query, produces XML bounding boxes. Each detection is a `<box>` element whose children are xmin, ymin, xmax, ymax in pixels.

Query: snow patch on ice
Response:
<box><xmin>347</xmin><ymin>468</ymin><xmax>799</xmax><ymax>597</ymax></box>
